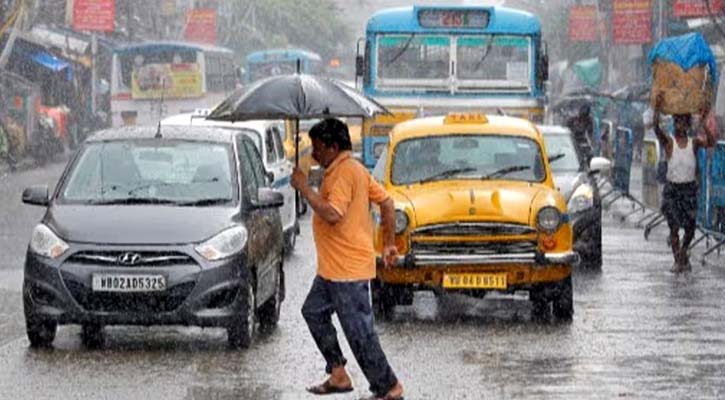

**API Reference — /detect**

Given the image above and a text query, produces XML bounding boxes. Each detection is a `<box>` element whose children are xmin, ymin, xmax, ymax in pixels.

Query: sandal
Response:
<box><xmin>306</xmin><ymin>379</ymin><xmax>354</xmax><ymax>395</ymax></box>
<box><xmin>359</xmin><ymin>395</ymin><xmax>404</xmax><ymax>400</ymax></box>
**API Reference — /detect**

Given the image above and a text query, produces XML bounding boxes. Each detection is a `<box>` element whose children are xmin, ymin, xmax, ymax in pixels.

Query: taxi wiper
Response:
<box><xmin>176</xmin><ymin>198</ymin><xmax>232</xmax><ymax>207</ymax></box>
<box><xmin>86</xmin><ymin>197</ymin><xmax>179</xmax><ymax>205</ymax></box>
<box><xmin>548</xmin><ymin>153</ymin><xmax>566</xmax><ymax>163</ymax></box>
<box><xmin>418</xmin><ymin>167</ymin><xmax>476</xmax><ymax>184</ymax></box>
<box><xmin>481</xmin><ymin>165</ymin><xmax>530</xmax><ymax>180</ymax></box>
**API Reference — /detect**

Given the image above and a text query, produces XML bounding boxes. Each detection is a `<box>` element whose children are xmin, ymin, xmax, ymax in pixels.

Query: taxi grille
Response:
<box><xmin>413</xmin><ymin>222</ymin><xmax>536</xmax><ymax>237</ymax></box>
<box><xmin>411</xmin><ymin>240</ymin><xmax>537</xmax><ymax>255</ymax></box>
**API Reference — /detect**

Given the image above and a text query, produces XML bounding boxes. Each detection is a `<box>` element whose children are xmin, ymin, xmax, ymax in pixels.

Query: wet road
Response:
<box><xmin>1</xmin><ymin>163</ymin><xmax>724</xmax><ymax>399</ymax></box>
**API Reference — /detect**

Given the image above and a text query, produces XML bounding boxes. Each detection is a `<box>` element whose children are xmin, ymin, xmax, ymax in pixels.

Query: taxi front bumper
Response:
<box><xmin>378</xmin><ymin>251</ymin><xmax>580</xmax><ymax>269</ymax></box>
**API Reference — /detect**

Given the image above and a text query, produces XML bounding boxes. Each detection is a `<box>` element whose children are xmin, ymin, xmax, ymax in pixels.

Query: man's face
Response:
<box><xmin>673</xmin><ymin>115</ymin><xmax>691</xmax><ymax>135</ymax></box>
<box><xmin>311</xmin><ymin>137</ymin><xmax>339</xmax><ymax>168</ymax></box>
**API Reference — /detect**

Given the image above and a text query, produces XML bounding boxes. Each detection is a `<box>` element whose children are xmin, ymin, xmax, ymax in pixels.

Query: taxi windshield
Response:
<box><xmin>391</xmin><ymin>134</ymin><xmax>545</xmax><ymax>185</ymax></box>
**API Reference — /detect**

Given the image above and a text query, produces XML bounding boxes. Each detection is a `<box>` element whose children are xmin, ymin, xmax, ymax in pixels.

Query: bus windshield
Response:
<box><xmin>377</xmin><ymin>34</ymin><xmax>531</xmax><ymax>91</ymax></box>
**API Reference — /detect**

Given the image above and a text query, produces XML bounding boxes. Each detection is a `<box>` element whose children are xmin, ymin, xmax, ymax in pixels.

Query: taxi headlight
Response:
<box><xmin>568</xmin><ymin>184</ymin><xmax>594</xmax><ymax>214</ymax></box>
<box><xmin>536</xmin><ymin>207</ymin><xmax>562</xmax><ymax>233</ymax></box>
<box><xmin>29</xmin><ymin>224</ymin><xmax>69</xmax><ymax>260</ymax></box>
<box><xmin>395</xmin><ymin>210</ymin><xmax>409</xmax><ymax>234</ymax></box>
<box><xmin>195</xmin><ymin>226</ymin><xmax>248</xmax><ymax>261</ymax></box>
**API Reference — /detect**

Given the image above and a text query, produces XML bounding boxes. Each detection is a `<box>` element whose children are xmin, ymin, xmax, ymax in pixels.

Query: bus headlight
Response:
<box><xmin>536</xmin><ymin>207</ymin><xmax>562</xmax><ymax>233</ymax></box>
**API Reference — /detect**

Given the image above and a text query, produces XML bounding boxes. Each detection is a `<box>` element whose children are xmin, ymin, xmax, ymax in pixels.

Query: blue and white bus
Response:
<box><xmin>355</xmin><ymin>5</ymin><xmax>549</xmax><ymax>168</ymax></box>
<box><xmin>244</xmin><ymin>48</ymin><xmax>323</xmax><ymax>84</ymax></box>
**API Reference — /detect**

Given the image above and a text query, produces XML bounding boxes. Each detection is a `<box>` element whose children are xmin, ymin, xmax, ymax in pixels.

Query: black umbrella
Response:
<box><xmin>207</xmin><ymin>72</ymin><xmax>390</xmax><ymax>167</ymax></box>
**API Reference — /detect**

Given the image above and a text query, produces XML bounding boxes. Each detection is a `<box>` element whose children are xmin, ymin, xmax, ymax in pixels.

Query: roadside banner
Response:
<box><xmin>569</xmin><ymin>6</ymin><xmax>599</xmax><ymax>42</ymax></box>
<box><xmin>184</xmin><ymin>8</ymin><xmax>217</xmax><ymax>45</ymax></box>
<box><xmin>131</xmin><ymin>63</ymin><xmax>203</xmax><ymax>100</ymax></box>
<box><xmin>72</xmin><ymin>0</ymin><xmax>115</xmax><ymax>32</ymax></box>
<box><xmin>613</xmin><ymin>0</ymin><xmax>652</xmax><ymax>45</ymax></box>
<box><xmin>673</xmin><ymin>0</ymin><xmax>723</xmax><ymax>17</ymax></box>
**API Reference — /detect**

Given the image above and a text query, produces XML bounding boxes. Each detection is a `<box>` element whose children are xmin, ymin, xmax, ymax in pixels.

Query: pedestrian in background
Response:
<box><xmin>653</xmin><ymin>93</ymin><xmax>717</xmax><ymax>271</ymax></box>
<box><xmin>291</xmin><ymin>118</ymin><xmax>404</xmax><ymax>400</ymax></box>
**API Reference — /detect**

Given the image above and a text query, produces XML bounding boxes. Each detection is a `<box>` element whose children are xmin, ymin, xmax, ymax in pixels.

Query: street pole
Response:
<box><xmin>91</xmin><ymin>33</ymin><xmax>97</xmax><ymax>115</ymax></box>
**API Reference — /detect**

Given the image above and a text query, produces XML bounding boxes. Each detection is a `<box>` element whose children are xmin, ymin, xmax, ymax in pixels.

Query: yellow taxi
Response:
<box><xmin>370</xmin><ymin>113</ymin><xmax>579</xmax><ymax>321</ymax></box>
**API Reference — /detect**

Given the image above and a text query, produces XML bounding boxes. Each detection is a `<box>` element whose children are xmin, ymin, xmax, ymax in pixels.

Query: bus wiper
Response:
<box><xmin>418</xmin><ymin>167</ymin><xmax>476</xmax><ymax>184</ymax></box>
<box><xmin>385</xmin><ymin>33</ymin><xmax>416</xmax><ymax>66</ymax></box>
<box><xmin>176</xmin><ymin>198</ymin><xmax>232</xmax><ymax>207</ymax></box>
<box><xmin>548</xmin><ymin>153</ymin><xmax>566</xmax><ymax>163</ymax></box>
<box><xmin>86</xmin><ymin>197</ymin><xmax>179</xmax><ymax>205</ymax></box>
<box><xmin>481</xmin><ymin>165</ymin><xmax>530</xmax><ymax>180</ymax></box>
<box><xmin>473</xmin><ymin>35</ymin><xmax>496</xmax><ymax>71</ymax></box>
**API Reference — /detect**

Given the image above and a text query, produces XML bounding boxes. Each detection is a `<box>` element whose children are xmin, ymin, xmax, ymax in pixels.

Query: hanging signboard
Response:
<box><xmin>131</xmin><ymin>63</ymin><xmax>203</xmax><ymax>100</ymax></box>
<box><xmin>569</xmin><ymin>6</ymin><xmax>599</xmax><ymax>42</ymax></box>
<box><xmin>613</xmin><ymin>0</ymin><xmax>652</xmax><ymax>45</ymax></box>
<box><xmin>183</xmin><ymin>8</ymin><xmax>217</xmax><ymax>45</ymax></box>
<box><xmin>72</xmin><ymin>0</ymin><xmax>116</xmax><ymax>32</ymax></box>
<box><xmin>673</xmin><ymin>0</ymin><xmax>723</xmax><ymax>17</ymax></box>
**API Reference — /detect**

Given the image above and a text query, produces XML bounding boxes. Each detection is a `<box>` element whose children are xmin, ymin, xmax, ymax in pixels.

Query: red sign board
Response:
<box><xmin>73</xmin><ymin>0</ymin><xmax>115</xmax><ymax>32</ymax></box>
<box><xmin>673</xmin><ymin>0</ymin><xmax>723</xmax><ymax>17</ymax></box>
<box><xmin>569</xmin><ymin>6</ymin><xmax>599</xmax><ymax>42</ymax></box>
<box><xmin>613</xmin><ymin>0</ymin><xmax>651</xmax><ymax>45</ymax></box>
<box><xmin>184</xmin><ymin>9</ymin><xmax>217</xmax><ymax>45</ymax></box>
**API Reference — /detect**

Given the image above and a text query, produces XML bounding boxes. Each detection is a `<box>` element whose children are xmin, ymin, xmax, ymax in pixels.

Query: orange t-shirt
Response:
<box><xmin>313</xmin><ymin>151</ymin><xmax>390</xmax><ymax>281</ymax></box>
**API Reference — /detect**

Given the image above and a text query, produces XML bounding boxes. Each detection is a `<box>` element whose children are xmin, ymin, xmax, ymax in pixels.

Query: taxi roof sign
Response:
<box><xmin>444</xmin><ymin>113</ymin><xmax>488</xmax><ymax>124</ymax></box>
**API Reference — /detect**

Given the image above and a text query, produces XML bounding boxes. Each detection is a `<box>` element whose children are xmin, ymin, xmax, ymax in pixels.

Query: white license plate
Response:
<box><xmin>92</xmin><ymin>274</ymin><xmax>167</xmax><ymax>292</ymax></box>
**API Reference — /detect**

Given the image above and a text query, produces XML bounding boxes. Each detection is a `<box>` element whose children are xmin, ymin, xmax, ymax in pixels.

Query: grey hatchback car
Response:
<box><xmin>21</xmin><ymin>126</ymin><xmax>285</xmax><ymax>349</ymax></box>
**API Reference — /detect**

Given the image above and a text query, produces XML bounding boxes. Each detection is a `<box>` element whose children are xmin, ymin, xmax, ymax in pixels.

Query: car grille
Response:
<box><xmin>67</xmin><ymin>251</ymin><xmax>196</xmax><ymax>267</ymax></box>
<box><xmin>65</xmin><ymin>280</ymin><xmax>195</xmax><ymax>313</ymax></box>
<box><xmin>413</xmin><ymin>222</ymin><xmax>536</xmax><ymax>237</ymax></box>
<box><xmin>411</xmin><ymin>240</ymin><xmax>537</xmax><ymax>255</ymax></box>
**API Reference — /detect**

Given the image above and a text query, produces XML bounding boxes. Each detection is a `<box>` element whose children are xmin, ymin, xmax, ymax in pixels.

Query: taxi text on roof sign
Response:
<box><xmin>444</xmin><ymin>113</ymin><xmax>488</xmax><ymax>124</ymax></box>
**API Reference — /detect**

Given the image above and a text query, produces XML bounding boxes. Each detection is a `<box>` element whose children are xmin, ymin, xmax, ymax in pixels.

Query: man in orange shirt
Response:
<box><xmin>291</xmin><ymin>119</ymin><xmax>404</xmax><ymax>400</ymax></box>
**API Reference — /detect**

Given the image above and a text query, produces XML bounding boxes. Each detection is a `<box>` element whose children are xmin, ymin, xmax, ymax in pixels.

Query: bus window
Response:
<box><xmin>457</xmin><ymin>36</ymin><xmax>530</xmax><ymax>85</ymax></box>
<box><xmin>377</xmin><ymin>35</ymin><xmax>450</xmax><ymax>83</ymax></box>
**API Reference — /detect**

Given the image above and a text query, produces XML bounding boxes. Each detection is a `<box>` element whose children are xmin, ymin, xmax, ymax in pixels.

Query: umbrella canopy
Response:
<box><xmin>206</xmin><ymin>73</ymin><xmax>390</xmax><ymax>122</ymax></box>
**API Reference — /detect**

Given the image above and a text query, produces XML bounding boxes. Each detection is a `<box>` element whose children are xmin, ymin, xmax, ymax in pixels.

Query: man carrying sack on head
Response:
<box><xmin>291</xmin><ymin>118</ymin><xmax>404</xmax><ymax>400</ymax></box>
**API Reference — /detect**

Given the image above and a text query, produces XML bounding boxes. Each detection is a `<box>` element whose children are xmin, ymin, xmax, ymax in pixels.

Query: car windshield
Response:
<box><xmin>61</xmin><ymin>140</ymin><xmax>236</xmax><ymax>205</ymax></box>
<box><xmin>391</xmin><ymin>134</ymin><xmax>545</xmax><ymax>185</ymax></box>
<box><xmin>543</xmin><ymin>134</ymin><xmax>582</xmax><ymax>173</ymax></box>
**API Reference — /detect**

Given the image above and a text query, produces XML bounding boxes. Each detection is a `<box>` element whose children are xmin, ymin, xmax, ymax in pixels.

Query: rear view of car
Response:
<box><xmin>22</xmin><ymin>126</ymin><xmax>285</xmax><ymax>349</ymax></box>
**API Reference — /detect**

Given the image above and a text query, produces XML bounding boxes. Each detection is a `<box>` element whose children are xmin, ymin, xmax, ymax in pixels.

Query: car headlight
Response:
<box><xmin>568</xmin><ymin>184</ymin><xmax>594</xmax><ymax>214</ymax></box>
<box><xmin>195</xmin><ymin>226</ymin><xmax>248</xmax><ymax>261</ymax></box>
<box><xmin>395</xmin><ymin>210</ymin><xmax>409</xmax><ymax>234</ymax></box>
<box><xmin>536</xmin><ymin>206</ymin><xmax>562</xmax><ymax>233</ymax></box>
<box><xmin>30</xmin><ymin>224</ymin><xmax>69</xmax><ymax>259</ymax></box>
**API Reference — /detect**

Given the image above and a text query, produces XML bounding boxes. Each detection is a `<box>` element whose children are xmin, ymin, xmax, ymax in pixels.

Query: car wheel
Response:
<box><xmin>228</xmin><ymin>278</ymin><xmax>256</xmax><ymax>349</ymax></box>
<box><xmin>371</xmin><ymin>280</ymin><xmax>397</xmax><ymax>321</ymax></box>
<box><xmin>284</xmin><ymin>230</ymin><xmax>296</xmax><ymax>256</ymax></box>
<box><xmin>552</xmin><ymin>276</ymin><xmax>574</xmax><ymax>322</ymax></box>
<box><xmin>529</xmin><ymin>288</ymin><xmax>550</xmax><ymax>320</ymax></box>
<box><xmin>588</xmin><ymin>221</ymin><xmax>603</xmax><ymax>270</ymax></box>
<box><xmin>26</xmin><ymin>319</ymin><xmax>56</xmax><ymax>348</ymax></box>
<box><xmin>259</xmin><ymin>264</ymin><xmax>284</xmax><ymax>330</ymax></box>
<box><xmin>81</xmin><ymin>324</ymin><xmax>104</xmax><ymax>348</ymax></box>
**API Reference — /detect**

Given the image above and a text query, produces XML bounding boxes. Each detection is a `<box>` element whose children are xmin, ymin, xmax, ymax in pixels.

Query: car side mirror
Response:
<box><xmin>22</xmin><ymin>185</ymin><xmax>50</xmax><ymax>206</ymax></box>
<box><xmin>252</xmin><ymin>187</ymin><xmax>284</xmax><ymax>209</ymax></box>
<box><xmin>589</xmin><ymin>157</ymin><xmax>611</xmax><ymax>174</ymax></box>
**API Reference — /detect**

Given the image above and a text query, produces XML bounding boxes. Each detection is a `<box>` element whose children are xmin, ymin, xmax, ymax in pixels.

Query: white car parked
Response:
<box><xmin>162</xmin><ymin>111</ymin><xmax>299</xmax><ymax>254</ymax></box>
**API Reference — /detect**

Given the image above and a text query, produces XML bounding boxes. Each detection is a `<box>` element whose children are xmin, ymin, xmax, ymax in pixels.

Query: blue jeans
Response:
<box><xmin>302</xmin><ymin>276</ymin><xmax>398</xmax><ymax>396</ymax></box>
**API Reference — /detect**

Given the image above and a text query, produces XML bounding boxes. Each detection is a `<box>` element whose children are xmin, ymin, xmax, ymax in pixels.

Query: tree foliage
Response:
<box><xmin>219</xmin><ymin>0</ymin><xmax>351</xmax><ymax>61</ymax></box>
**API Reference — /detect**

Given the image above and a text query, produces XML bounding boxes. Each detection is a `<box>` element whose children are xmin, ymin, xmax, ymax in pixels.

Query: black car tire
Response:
<box><xmin>228</xmin><ymin>278</ymin><xmax>256</xmax><ymax>349</ymax></box>
<box><xmin>372</xmin><ymin>280</ymin><xmax>407</xmax><ymax>321</ymax></box>
<box><xmin>26</xmin><ymin>319</ymin><xmax>56</xmax><ymax>348</ymax></box>
<box><xmin>81</xmin><ymin>324</ymin><xmax>104</xmax><ymax>348</ymax></box>
<box><xmin>552</xmin><ymin>275</ymin><xmax>574</xmax><ymax>322</ymax></box>
<box><xmin>283</xmin><ymin>229</ymin><xmax>296</xmax><ymax>256</ymax></box>
<box><xmin>529</xmin><ymin>288</ymin><xmax>550</xmax><ymax>320</ymax></box>
<box><xmin>588</xmin><ymin>221</ymin><xmax>603</xmax><ymax>269</ymax></box>
<box><xmin>259</xmin><ymin>264</ymin><xmax>284</xmax><ymax>330</ymax></box>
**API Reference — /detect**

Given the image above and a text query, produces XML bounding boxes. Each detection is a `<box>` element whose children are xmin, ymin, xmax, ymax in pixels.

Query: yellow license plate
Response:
<box><xmin>442</xmin><ymin>273</ymin><xmax>507</xmax><ymax>289</ymax></box>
